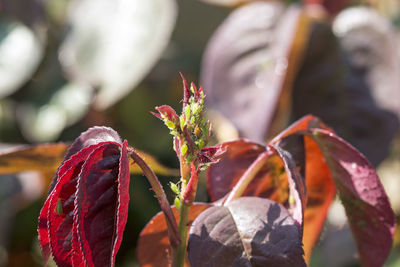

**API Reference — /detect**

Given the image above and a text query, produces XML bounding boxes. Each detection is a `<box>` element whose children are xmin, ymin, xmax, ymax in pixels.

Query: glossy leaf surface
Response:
<box><xmin>137</xmin><ymin>203</ymin><xmax>211</xmax><ymax>267</ymax></box>
<box><xmin>188</xmin><ymin>197</ymin><xmax>306</xmax><ymax>266</ymax></box>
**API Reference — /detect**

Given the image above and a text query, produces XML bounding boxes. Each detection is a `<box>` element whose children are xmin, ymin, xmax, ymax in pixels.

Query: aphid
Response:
<box><xmin>194</xmin><ymin>125</ymin><xmax>201</xmax><ymax>138</ymax></box>
<box><xmin>55</xmin><ymin>198</ymin><xmax>63</xmax><ymax>215</ymax></box>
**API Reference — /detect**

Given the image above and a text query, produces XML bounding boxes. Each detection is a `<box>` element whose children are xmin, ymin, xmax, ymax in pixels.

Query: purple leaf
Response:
<box><xmin>310</xmin><ymin>129</ymin><xmax>395</xmax><ymax>267</ymax></box>
<box><xmin>188</xmin><ymin>197</ymin><xmax>306</xmax><ymax>267</ymax></box>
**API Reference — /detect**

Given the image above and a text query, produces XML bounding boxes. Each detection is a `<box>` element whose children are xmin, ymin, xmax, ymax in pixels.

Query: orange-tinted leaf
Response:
<box><xmin>129</xmin><ymin>150</ymin><xmax>179</xmax><ymax>177</ymax></box>
<box><xmin>137</xmin><ymin>203</ymin><xmax>212</xmax><ymax>267</ymax></box>
<box><xmin>0</xmin><ymin>143</ymin><xmax>175</xmax><ymax>191</ymax></box>
<box><xmin>0</xmin><ymin>143</ymin><xmax>69</xmax><ymax>186</ymax></box>
<box><xmin>301</xmin><ymin>136</ymin><xmax>335</xmax><ymax>261</ymax></box>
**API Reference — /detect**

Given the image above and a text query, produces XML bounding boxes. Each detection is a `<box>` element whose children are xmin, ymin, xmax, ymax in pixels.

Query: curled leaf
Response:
<box><xmin>38</xmin><ymin>126</ymin><xmax>130</xmax><ymax>267</ymax></box>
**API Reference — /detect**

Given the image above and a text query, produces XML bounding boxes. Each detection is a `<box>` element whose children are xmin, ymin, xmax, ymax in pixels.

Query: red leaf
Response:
<box><xmin>40</xmin><ymin>144</ymin><xmax>103</xmax><ymax>266</ymax></box>
<box><xmin>137</xmin><ymin>204</ymin><xmax>211</xmax><ymax>267</ymax></box>
<box><xmin>310</xmin><ymin>129</ymin><xmax>395</xmax><ymax>267</ymax></box>
<box><xmin>38</xmin><ymin>127</ymin><xmax>130</xmax><ymax>267</ymax></box>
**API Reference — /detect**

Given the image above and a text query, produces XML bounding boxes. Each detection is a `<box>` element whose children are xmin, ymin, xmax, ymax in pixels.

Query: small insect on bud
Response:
<box><xmin>174</xmin><ymin>196</ymin><xmax>181</xmax><ymax>211</ymax></box>
<box><xmin>55</xmin><ymin>198</ymin><xmax>63</xmax><ymax>215</ymax></box>
<box><xmin>194</xmin><ymin>125</ymin><xmax>201</xmax><ymax>138</ymax></box>
<box><xmin>181</xmin><ymin>143</ymin><xmax>188</xmax><ymax>156</ymax></box>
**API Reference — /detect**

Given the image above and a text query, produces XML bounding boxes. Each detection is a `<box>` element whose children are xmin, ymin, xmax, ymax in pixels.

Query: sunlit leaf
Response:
<box><xmin>137</xmin><ymin>203</ymin><xmax>211</xmax><ymax>267</ymax></box>
<box><xmin>0</xmin><ymin>141</ymin><xmax>176</xmax><ymax>196</ymax></box>
<box><xmin>201</xmin><ymin>2</ymin><xmax>311</xmax><ymax>142</ymax></box>
<box><xmin>310</xmin><ymin>129</ymin><xmax>396</xmax><ymax>267</ymax></box>
<box><xmin>188</xmin><ymin>197</ymin><xmax>306</xmax><ymax>266</ymax></box>
<box><xmin>38</xmin><ymin>127</ymin><xmax>130</xmax><ymax>266</ymax></box>
<box><xmin>0</xmin><ymin>143</ymin><xmax>69</xmax><ymax>186</ymax></box>
<box><xmin>59</xmin><ymin>0</ymin><xmax>177</xmax><ymax>110</ymax></box>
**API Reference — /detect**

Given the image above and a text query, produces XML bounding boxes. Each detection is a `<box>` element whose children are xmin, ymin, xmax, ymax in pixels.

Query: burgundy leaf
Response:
<box><xmin>73</xmin><ymin>141</ymin><xmax>129</xmax><ymax>267</ymax></box>
<box><xmin>40</xmin><ymin>144</ymin><xmax>105</xmax><ymax>266</ymax></box>
<box><xmin>38</xmin><ymin>126</ymin><xmax>130</xmax><ymax>267</ymax></box>
<box><xmin>188</xmin><ymin>197</ymin><xmax>306</xmax><ymax>267</ymax></box>
<box><xmin>206</xmin><ymin>139</ymin><xmax>267</xmax><ymax>201</ymax></box>
<box><xmin>310</xmin><ymin>129</ymin><xmax>395</xmax><ymax>267</ymax></box>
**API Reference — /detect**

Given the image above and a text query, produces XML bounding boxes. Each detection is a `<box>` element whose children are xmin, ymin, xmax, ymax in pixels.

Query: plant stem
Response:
<box><xmin>224</xmin><ymin>149</ymin><xmax>274</xmax><ymax>204</ymax></box>
<box><xmin>127</xmin><ymin>147</ymin><xmax>181</xmax><ymax>248</ymax></box>
<box><xmin>172</xmin><ymin>202</ymin><xmax>191</xmax><ymax>267</ymax></box>
<box><xmin>172</xmin><ymin>161</ymin><xmax>197</xmax><ymax>267</ymax></box>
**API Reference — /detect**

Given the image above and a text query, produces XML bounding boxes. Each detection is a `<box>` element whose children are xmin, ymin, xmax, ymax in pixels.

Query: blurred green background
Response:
<box><xmin>0</xmin><ymin>0</ymin><xmax>399</xmax><ymax>266</ymax></box>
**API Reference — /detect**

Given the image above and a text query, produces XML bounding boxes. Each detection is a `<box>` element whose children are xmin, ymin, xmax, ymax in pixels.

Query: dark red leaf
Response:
<box><xmin>40</xmin><ymin>144</ymin><xmax>104</xmax><ymax>266</ymax></box>
<box><xmin>188</xmin><ymin>197</ymin><xmax>306</xmax><ymax>266</ymax></box>
<box><xmin>310</xmin><ymin>129</ymin><xmax>395</xmax><ymax>267</ymax></box>
<box><xmin>137</xmin><ymin>203</ymin><xmax>211</xmax><ymax>267</ymax></box>
<box><xmin>72</xmin><ymin>141</ymin><xmax>129</xmax><ymax>267</ymax></box>
<box><xmin>38</xmin><ymin>126</ymin><xmax>130</xmax><ymax>267</ymax></box>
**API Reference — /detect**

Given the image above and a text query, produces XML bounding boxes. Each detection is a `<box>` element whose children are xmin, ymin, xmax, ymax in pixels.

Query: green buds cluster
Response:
<box><xmin>153</xmin><ymin>75</ymin><xmax>212</xmax><ymax>167</ymax></box>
